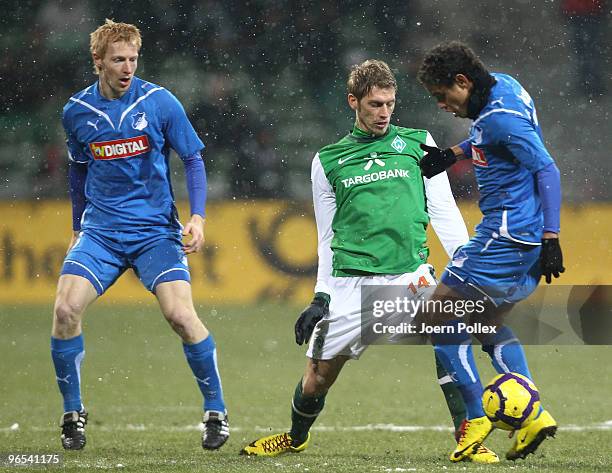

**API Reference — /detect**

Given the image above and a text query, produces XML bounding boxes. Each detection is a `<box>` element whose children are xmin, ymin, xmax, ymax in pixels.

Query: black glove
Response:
<box><xmin>295</xmin><ymin>293</ymin><xmax>330</xmax><ymax>345</ymax></box>
<box><xmin>419</xmin><ymin>144</ymin><xmax>457</xmax><ymax>179</ymax></box>
<box><xmin>540</xmin><ymin>238</ymin><xmax>565</xmax><ymax>284</ymax></box>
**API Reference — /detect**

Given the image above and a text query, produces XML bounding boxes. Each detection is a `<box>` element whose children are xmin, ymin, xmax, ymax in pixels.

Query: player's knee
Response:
<box><xmin>164</xmin><ymin>306</ymin><xmax>198</xmax><ymax>334</ymax></box>
<box><xmin>54</xmin><ymin>299</ymin><xmax>85</xmax><ymax>328</ymax></box>
<box><xmin>302</xmin><ymin>365</ymin><xmax>333</xmax><ymax>396</ymax></box>
<box><xmin>302</xmin><ymin>374</ymin><xmax>327</xmax><ymax>397</ymax></box>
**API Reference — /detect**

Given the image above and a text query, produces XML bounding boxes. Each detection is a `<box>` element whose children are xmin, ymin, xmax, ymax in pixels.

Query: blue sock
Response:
<box><xmin>482</xmin><ymin>327</ymin><xmax>543</xmax><ymax>414</ymax></box>
<box><xmin>51</xmin><ymin>335</ymin><xmax>85</xmax><ymax>413</ymax></box>
<box><xmin>481</xmin><ymin>326</ymin><xmax>531</xmax><ymax>379</ymax></box>
<box><xmin>433</xmin><ymin>321</ymin><xmax>485</xmax><ymax>419</ymax></box>
<box><xmin>183</xmin><ymin>335</ymin><xmax>226</xmax><ymax>413</ymax></box>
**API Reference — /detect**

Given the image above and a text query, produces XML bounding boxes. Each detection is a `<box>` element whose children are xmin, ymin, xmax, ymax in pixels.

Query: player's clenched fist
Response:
<box><xmin>182</xmin><ymin>214</ymin><xmax>206</xmax><ymax>254</ymax></box>
<box><xmin>418</xmin><ymin>143</ymin><xmax>457</xmax><ymax>179</ymax></box>
<box><xmin>295</xmin><ymin>293</ymin><xmax>330</xmax><ymax>345</ymax></box>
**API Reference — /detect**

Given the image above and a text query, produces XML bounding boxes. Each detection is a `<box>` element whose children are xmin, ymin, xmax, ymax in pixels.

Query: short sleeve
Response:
<box><xmin>159</xmin><ymin>90</ymin><xmax>205</xmax><ymax>159</ymax></box>
<box><xmin>62</xmin><ymin>110</ymin><xmax>88</xmax><ymax>163</ymax></box>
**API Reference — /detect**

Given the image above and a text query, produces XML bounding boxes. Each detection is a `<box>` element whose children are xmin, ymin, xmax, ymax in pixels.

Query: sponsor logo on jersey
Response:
<box><xmin>391</xmin><ymin>135</ymin><xmax>407</xmax><ymax>153</ymax></box>
<box><xmin>341</xmin><ymin>168</ymin><xmax>409</xmax><ymax>188</ymax></box>
<box><xmin>472</xmin><ymin>145</ymin><xmax>488</xmax><ymax>167</ymax></box>
<box><xmin>132</xmin><ymin>112</ymin><xmax>148</xmax><ymax>130</ymax></box>
<box><xmin>89</xmin><ymin>135</ymin><xmax>150</xmax><ymax>160</ymax></box>
<box><xmin>363</xmin><ymin>152</ymin><xmax>385</xmax><ymax>170</ymax></box>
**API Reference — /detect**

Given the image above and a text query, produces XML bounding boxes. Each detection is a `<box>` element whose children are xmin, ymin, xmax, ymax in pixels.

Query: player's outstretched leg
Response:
<box><xmin>435</xmin><ymin>352</ymin><xmax>499</xmax><ymax>463</ymax></box>
<box><xmin>241</xmin><ymin>357</ymin><xmax>346</xmax><ymax>456</ymax></box>
<box><xmin>480</xmin><ymin>325</ymin><xmax>557</xmax><ymax>459</ymax></box>
<box><xmin>156</xmin><ymin>281</ymin><xmax>229</xmax><ymax>450</ymax></box>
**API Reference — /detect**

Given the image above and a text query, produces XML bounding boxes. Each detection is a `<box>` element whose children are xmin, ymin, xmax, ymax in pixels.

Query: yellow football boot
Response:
<box><xmin>451</xmin><ymin>416</ymin><xmax>494</xmax><ymax>462</ymax></box>
<box><xmin>240</xmin><ymin>432</ymin><xmax>310</xmax><ymax>457</ymax></box>
<box><xmin>506</xmin><ymin>409</ymin><xmax>557</xmax><ymax>460</ymax></box>
<box><xmin>467</xmin><ymin>444</ymin><xmax>500</xmax><ymax>463</ymax></box>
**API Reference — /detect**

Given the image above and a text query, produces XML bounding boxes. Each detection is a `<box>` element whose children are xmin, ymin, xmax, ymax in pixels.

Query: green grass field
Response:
<box><xmin>1</xmin><ymin>304</ymin><xmax>611</xmax><ymax>472</ymax></box>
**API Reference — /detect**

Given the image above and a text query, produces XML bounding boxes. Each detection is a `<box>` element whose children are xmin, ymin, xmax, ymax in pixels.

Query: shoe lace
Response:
<box><xmin>63</xmin><ymin>413</ymin><xmax>87</xmax><ymax>434</ymax></box>
<box><xmin>261</xmin><ymin>433</ymin><xmax>293</xmax><ymax>453</ymax></box>
<box><xmin>204</xmin><ymin>419</ymin><xmax>224</xmax><ymax>436</ymax></box>
<box><xmin>475</xmin><ymin>445</ymin><xmax>490</xmax><ymax>454</ymax></box>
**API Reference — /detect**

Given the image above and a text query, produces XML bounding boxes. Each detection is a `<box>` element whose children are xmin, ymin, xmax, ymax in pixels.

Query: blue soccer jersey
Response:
<box><xmin>467</xmin><ymin>73</ymin><xmax>555</xmax><ymax>245</ymax></box>
<box><xmin>61</xmin><ymin>76</ymin><xmax>204</xmax><ymax>231</ymax></box>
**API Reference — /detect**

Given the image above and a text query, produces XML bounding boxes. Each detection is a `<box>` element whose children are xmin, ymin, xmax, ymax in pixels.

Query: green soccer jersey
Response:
<box><xmin>316</xmin><ymin>124</ymin><xmax>430</xmax><ymax>275</ymax></box>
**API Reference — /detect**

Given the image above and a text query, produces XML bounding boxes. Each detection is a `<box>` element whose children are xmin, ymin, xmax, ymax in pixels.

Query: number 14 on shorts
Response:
<box><xmin>408</xmin><ymin>275</ymin><xmax>431</xmax><ymax>295</ymax></box>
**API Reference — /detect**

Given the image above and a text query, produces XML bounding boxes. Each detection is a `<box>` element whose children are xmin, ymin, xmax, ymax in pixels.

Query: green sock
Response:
<box><xmin>435</xmin><ymin>351</ymin><xmax>467</xmax><ymax>436</ymax></box>
<box><xmin>289</xmin><ymin>379</ymin><xmax>326</xmax><ymax>446</ymax></box>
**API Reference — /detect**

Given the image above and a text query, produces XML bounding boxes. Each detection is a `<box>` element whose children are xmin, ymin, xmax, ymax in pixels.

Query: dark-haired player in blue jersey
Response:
<box><xmin>51</xmin><ymin>19</ymin><xmax>228</xmax><ymax>451</ymax></box>
<box><xmin>416</xmin><ymin>41</ymin><xmax>564</xmax><ymax>462</ymax></box>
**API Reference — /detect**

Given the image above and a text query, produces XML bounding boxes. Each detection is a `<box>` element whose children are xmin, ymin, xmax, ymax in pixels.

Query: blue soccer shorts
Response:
<box><xmin>60</xmin><ymin>229</ymin><xmax>190</xmax><ymax>295</ymax></box>
<box><xmin>440</xmin><ymin>232</ymin><xmax>542</xmax><ymax>307</ymax></box>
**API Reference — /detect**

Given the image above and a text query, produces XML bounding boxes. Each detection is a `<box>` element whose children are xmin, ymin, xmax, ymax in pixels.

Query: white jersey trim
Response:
<box><xmin>69</xmin><ymin>97</ymin><xmax>115</xmax><ymax>130</ymax></box>
<box><xmin>445</xmin><ymin>268</ymin><xmax>501</xmax><ymax>308</ymax></box>
<box><xmin>498</xmin><ymin>210</ymin><xmax>541</xmax><ymax>246</ymax></box>
<box><xmin>118</xmin><ymin>86</ymin><xmax>164</xmax><ymax>128</ymax></box>
<box><xmin>473</xmin><ymin>108</ymin><xmax>524</xmax><ymax>127</ymax></box>
<box><xmin>151</xmin><ymin>268</ymin><xmax>190</xmax><ymax>290</ymax></box>
<box><xmin>64</xmin><ymin>260</ymin><xmax>104</xmax><ymax>293</ymax></box>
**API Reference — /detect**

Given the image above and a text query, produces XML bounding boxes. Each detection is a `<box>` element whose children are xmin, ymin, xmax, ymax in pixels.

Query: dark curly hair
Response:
<box><xmin>417</xmin><ymin>41</ymin><xmax>490</xmax><ymax>87</ymax></box>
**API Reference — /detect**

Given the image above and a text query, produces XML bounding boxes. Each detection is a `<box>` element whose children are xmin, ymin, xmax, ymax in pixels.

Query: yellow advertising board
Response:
<box><xmin>0</xmin><ymin>201</ymin><xmax>610</xmax><ymax>306</ymax></box>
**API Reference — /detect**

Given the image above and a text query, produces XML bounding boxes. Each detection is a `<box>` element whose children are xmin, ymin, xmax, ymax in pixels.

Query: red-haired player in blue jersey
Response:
<box><xmin>51</xmin><ymin>19</ymin><xmax>228</xmax><ymax>452</ymax></box>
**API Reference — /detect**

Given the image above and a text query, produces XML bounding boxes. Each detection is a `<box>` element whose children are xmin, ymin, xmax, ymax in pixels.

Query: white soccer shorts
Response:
<box><xmin>306</xmin><ymin>264</ymin><xmax>437</xmax><ymax>360</ymax></box>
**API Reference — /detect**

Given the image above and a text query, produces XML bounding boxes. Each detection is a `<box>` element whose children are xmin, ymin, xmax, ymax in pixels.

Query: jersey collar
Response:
<box><xmin>467</xmin><ymin>73</ymin><xmax>497</xmax><ymax>120</ymax></box>
<box><xmin>347</xmin><ymin>124</ymin><xmax>393</xmax><ymax>143</ymax></box>
<box><xmin>94</xmin><ymin>77</ymin><xmax>137</xmax><ymax>103</ymax></box>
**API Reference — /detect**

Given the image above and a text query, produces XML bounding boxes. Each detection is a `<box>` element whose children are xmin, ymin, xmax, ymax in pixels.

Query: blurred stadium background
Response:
<box><xmin>1</xmin><ymin>1</ymin><xmax>611</xmax><ymax>470</ymax></box>
<box><xmin>1</xmin><ymin>0</ymin><xmax>610</xmax><ymax>202</ymax></box>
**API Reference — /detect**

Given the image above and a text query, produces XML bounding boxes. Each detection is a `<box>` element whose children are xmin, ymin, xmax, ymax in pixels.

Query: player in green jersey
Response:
<box><xmin>241</xmin><ymin>60</ymin><xmax>497</xmax><ymax>463</ymax></box>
